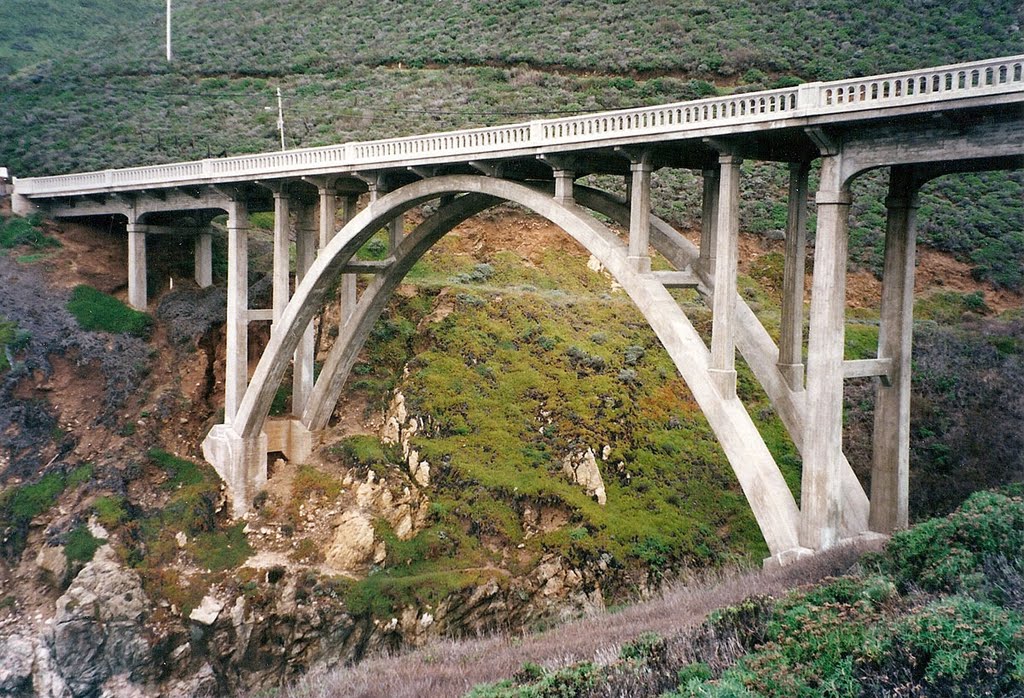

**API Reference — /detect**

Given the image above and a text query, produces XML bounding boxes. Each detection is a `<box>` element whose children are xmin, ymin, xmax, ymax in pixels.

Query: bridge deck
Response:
<box><xmin>14</xmin><ymin>54</ymin><xmax>1024</xmax><ymax>199</ymax></box>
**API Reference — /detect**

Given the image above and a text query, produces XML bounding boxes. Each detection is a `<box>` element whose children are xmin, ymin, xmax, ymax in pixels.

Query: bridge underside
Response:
<box><xmin>19</xmin><ymin>106</ymin><xmax>1024</xmax><ymax>565</ymax></box>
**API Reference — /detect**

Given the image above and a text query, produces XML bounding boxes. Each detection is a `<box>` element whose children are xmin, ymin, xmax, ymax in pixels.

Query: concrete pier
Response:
<box><xmin>870</xmin><ymin>165</ymin><xmax>921</xmax><ymax>533</ymax></box>
<box><xmin>800</xmin><ymin>154</ymin><xmax>852</xmax><ymax>551</ymax></box>
<box><xmin>709</xmin><ymin>154</ymin><xmax>742</xmax><ymax>398</ymax></box>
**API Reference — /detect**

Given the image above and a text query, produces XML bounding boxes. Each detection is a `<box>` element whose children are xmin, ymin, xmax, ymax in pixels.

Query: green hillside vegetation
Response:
<box><xmin>467</xmin><ymin>486</ymin><xmax>1024</xmax><ymax>698</ymax></box>
<box><xmin>311</xmin><ymin>236</ymin><xmax>791</xmax><ymax>614</ymax></box>
<box><xmin>2</xmin><ymin>3</ymin><xmax>1021</xmax><ymax>286</ymax></box>
<box><xmin>0</xmin><ymin>0</ymin><xmax>156</xmax><ymax>73</ymax></box>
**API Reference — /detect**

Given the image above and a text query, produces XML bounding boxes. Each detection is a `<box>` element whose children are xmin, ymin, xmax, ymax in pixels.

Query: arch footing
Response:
<box><xmin>264</xmin><ymin>418</ymin><xmax>316</xmax><ymax>465</ymax></box>
<box><xmin>762</xmin><ymin>546</ymin><xmax>815</xmax><ymax>571</ymax></box>
<box><xmin>202</xmin><ymin>425</ymin><xmax>268</xmax><ymax>517</ymax></box>
<box><xmin>763</xmin><ymin>530</ymin><xmax>889</xmax><ymax>570</ymax></box>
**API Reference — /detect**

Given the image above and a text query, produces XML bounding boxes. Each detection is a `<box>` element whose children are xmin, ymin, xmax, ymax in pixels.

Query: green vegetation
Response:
<box><xmin>470</xmin><ymin>487</ymin><xmax>1024</xmax><ymax>697</ymax></box>
<box><xmin>0</xmin><ymin>463</ymin><xmax>94</xmax><ymax>559</ymax></box>
<box><xmin>0</xmin><ymin>214</ymin><xmax>58</xmax><ymax>250</ymax></box>
<box><xmin>92</xmin><ymin>495</ymin><xmax>128</xmax><ymax>528</ymax></box>
<box><xmin>67</xmin><ymin>285</ymin><xmax>153</xmax><ymax>338</ymax></box>
<box><xmin>116</xmin><ymin>450</ymin><xmax>252</xmax><ymax>611</ymax></box>
<box><xmin>64</xmin><ymin>524</ymin><xmax>104</xmax><ymax>564</ymax></box>
<box><xmin>0</xmin><ymin>316</ymin><xmax>30</xmax><ymax>372</ymax></box>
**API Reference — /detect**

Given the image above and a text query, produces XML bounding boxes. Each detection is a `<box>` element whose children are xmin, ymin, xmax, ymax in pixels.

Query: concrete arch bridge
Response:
<box><xmin>12</xmin><ymin>54</ymin><xmax>1024</xmax><ymax>565</ymax></box>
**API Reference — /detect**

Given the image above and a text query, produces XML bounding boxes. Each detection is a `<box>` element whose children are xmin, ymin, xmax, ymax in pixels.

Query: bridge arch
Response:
<box><xmin>218</xmin><ymin>174</ymin><xmax>804</xmax><ymax>557</ymax></box>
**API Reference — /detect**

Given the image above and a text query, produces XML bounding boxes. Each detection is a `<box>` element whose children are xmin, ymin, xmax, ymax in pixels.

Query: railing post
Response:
<box><xmin>797</xmin><ymin>82</ymin><xmax>821</xmax><ymax>111</ymax></box>
<box><xmin>530</xmin><ymin>120</ymin><xmax>544</xmax><ymax>143</ymax></box>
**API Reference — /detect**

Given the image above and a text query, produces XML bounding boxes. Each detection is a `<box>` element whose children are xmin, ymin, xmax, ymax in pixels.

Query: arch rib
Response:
<box><xmin>214</xmin><ymin>175</ymin><xmax>803</xmax><ymax>556</ymax></box>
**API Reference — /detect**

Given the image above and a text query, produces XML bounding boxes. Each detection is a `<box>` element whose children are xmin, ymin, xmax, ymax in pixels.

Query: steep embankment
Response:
<box><xmin>277</xmin><ymin>486</ymin><xmax>1024</xmax><ymax>698</ymax></box>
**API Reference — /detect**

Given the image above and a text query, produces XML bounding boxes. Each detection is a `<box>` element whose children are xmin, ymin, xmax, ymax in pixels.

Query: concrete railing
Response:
<box><xmin>15</xmin><ymin>54</ymin><xmax>1024</xmax><ymax>197</ymax></box>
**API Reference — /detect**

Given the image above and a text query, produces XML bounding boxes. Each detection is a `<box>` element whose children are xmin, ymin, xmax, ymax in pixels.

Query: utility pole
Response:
<box><xmin>276</xmin><ymin>87</ymin><xmax>286</xmax><ymax>150</ymax></box>
<box><xmin>166</xmin><ymin>0</ymin><xmax>172</xmax><ymax>62</ymax></box>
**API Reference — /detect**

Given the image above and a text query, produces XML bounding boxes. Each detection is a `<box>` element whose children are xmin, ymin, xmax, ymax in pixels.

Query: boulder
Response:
<box><xmin>562</xmin><ymin>448</ymin><xmax>607</xmax><ymax>505</ymax></box>
<box><xmin>324</xmin><ymin>510</ymin><xmax>377</xmax><ymax>573</ymax></box>
<box><xmin>0</xmin><ymin>634</ymin><xmax>34</xmax><ymax>695</ymax></box>
<box><xmin>49</xmin><ymin>547</ymin><xmax>151</xmax><ymax>697</ymax></box>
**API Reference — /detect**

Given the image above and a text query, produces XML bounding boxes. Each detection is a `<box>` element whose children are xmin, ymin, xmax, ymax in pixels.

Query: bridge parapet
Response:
<box><xmin>13</xmin><ymin>54</ymin><xmax>1024</xmax><ymax>200</ymax></box>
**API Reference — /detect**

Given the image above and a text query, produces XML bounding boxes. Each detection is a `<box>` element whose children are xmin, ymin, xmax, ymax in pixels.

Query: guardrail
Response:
<box><xmin>15</xmin><ymin>54</ymin><xmax>1024</xmax><ymax>197</ymax></box>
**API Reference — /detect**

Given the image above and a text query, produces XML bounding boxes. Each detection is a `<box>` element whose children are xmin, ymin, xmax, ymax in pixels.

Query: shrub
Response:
<box><xmin>93</xmin><ymin>495</ymin><xmax>128</xmax><ymax>528</ymax></box>
<box><xmin>65</xmin><ymin>524</ymin><xmax>104</xmax><ymax>563</ymax></box>
<box><xmin>67</xmin><ymin>285</ymin><xmax>153</xmax><ymax>338</ymax></box>
<box><xmin>0</xmin><ymin>214</ymin><xmax>59</xmax><ymax>249</ymax></box>
<box><xmin>880</xmin><ymin>487</ymin><xmax>1024</xmax><ymax>593</ymax></box>
<box><xmin>858</xmin><ymin>596</ymin><xmax>1024</xmax><ymax>695</ymax></box>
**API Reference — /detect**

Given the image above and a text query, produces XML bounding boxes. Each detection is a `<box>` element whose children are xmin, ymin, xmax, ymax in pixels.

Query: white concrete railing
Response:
<box><xmin>16</xmin><ymin>54</ymin><xmax>1024</xmax><ymax>197</ymax></box>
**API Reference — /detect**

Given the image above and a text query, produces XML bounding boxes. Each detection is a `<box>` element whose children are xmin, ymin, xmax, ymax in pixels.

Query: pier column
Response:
<box><xmin>194</xmin><ymin>228</ymin><xmax>213</xmax><ymax>288</ymax></box>
<box><xmin>339</xmin><ymin>194</ymin><xmax>359</xmax><ymax>326</ymax></box>
<box><xmin>293</xmin><ymin>203</ymin><xmax>317</xmax><ymax>417</ymax></box>
<box><xmin>272</xmin><ymin>189</ymin><xmax>291</xmax><ymax>324</ymax></box>
<box><xmin>870</xmin><ymin>166</ymin><xmax>920</xmax><ymax>533</ymax></box>
<box><xmin>627</xmin><ymin>157</ymin><xmax>653</xmax><ymax>273</ymax></box>
<box><xmin>709</xmin><ymin>154</ymin><xmax>742</xmax><ymax>398</ymax></box>
<box><xmin>126</xmin><ymin>220</ymin><xmax>147</xmax><ymax>310</ymax></box>
<box><xmin>224</xmin><ymin>198</ymin><xmax>250</xmax><ymax>425</ymax></box>
<box><xmin>778</xmin><ymin>161</ymin><xmax>811</xmax><ymax>391</ymax></box>
<box><xmin>699</xmin><ymin>166</ymin><xmax>720</xmax><ymax>276</ymax></box>
<box><xmin>553</xmin><ymin>169</ymin><xmax>575</xmax><ymax>205</ymax></box>
<box><xmin>318</xmin><ymin>178</ymin><xmax>337</xmax><ymax>249</ymax></box>
<box><xmin>800</xmin><ymin>154</ymin><xmax>851</xmax><ymax>550</ymax></box>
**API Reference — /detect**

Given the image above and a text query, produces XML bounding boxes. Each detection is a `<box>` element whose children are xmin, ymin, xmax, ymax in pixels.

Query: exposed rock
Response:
<box><xmin>189</xmin><ymin>595</ymin><xmax>225</xmax><ymax>626</ymax></box>
<box><xmin>0</xmin><ymin>634</ymin><xmax>34</xmax><ymax>695</ymax></box>
<box><xmin>381</xmin><ymin>392</ymin><xmax>407</xmax><ymax>445</ymax></box>
<box><xmin>36</xmin><ymin>544</ymin><xmax>68</xmax><ymax>584</ymax></box>
<box><xmin>324</xmin><ymin>510</ymin><xmax>377</xmax><ymax>573</ymax></box>
<box><xmin>48</xmin><ymin>546</ymin><xmax>151</xmax><ymax>697</ymax></box>
<box><xmin>562</xmin><ymin>448</ymin><xmax>607</xmax><ymax>505</ymax></box>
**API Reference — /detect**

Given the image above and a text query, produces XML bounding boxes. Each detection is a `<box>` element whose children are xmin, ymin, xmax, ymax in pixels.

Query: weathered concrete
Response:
<box><xmin>11</xmin><ymin>53</ymin><xmax>1024</xmax><ymax>556</ymax></box>
<box><xmin>698</xmin><ymin>167</ymin><xmax>720</xmax><ymax>275</ymax></box>
<box><xmin>627</xmin><ymin>155</ymin><xmax>652</xmax><ymax>272</ymax></box>
<box><xmin>272</xmin><ymin>190</ymin><xmax>290</xmax><ymax>324</ymax></box>
<box><xmin>292</xmin><ymin>204</ymin><xmax>316</xmax><ymax>416</ymax></box>
<box><xmin>778</xmin><ymin>161</ymin><xmax>810</xmax><ymax>391</ymax></box>
<box><xmin>126</xmin><ymin>222</ymin><xmax>147</xmax><ymax>310</ymax></box>
<box><xmin>574</xmin><ymin>185</ymin><xmax>870</xmax><ymax>539</ymax></box>
<box><xmin>194</xmin><ymin>229</ymin><xmax>213</xmax><ymax>288</ymax></box>
<box><xmin>709</xmin><ymin>154</ymin><xmax>741</xmax><ymax>398</ymax></box>
<box><xmin>233</xmin><ymin>175</ymin><xmax>803</xmax><ymax>556</ymax></box>
<box><xmin>870</xmin><ymin>166</ymin><xmax>921</xmax><ymax>533</ymax></box>
<box><xmin>264</xmin><ymin>418</ymin><xmax>314</xmax><ymax>464</ymax></box>
<box><xmin>800</xmin><ymin>153</ymin><xmax>852</xmax><ymax>551</ymax></box>
<box><xmin>224</xmin><ymin>197</ymin><xmax>249</xmax><ymax>425</ymax></box>
<box><xmin>202</xmin><ymin>425</ymin><xmax>267</xmax><ymax>517</ymax></box>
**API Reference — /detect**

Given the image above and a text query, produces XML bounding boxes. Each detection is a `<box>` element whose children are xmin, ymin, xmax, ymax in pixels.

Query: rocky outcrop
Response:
<box><xmin>562</xmin><ymin>448</ymin><xmax>607</xmax><ymax>505</ymax></box>
<box><xmin>382</xmin><ymin>392</ymin><xmax>431</xmax><ymax>487</ymax></box>
<box><xmin>324</xmin><ymin>469</ymin><xmax>430</xmax><ymax>575</ymax></box>
<box><xmin>47</xmin><ymin>546</ymin><xmax>152</xmax><ymax>696</ymax></box>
